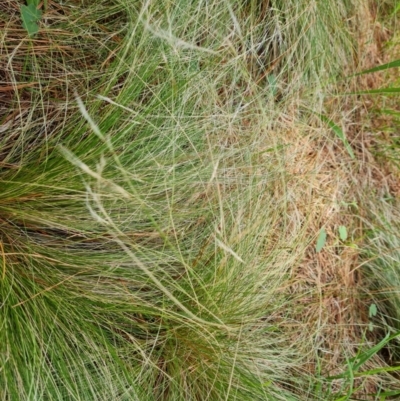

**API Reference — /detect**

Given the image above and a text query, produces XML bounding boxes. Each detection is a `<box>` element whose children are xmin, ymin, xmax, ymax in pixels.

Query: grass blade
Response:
<box><xmin>317</xmin><ymin>114</ymin><xmax>355</xmax><ymax>159</ymax></box>
<box><xmin>354</xmin><ymin>59</ymin><xmax>400</xmax><ymax>75</ymax></box>
<box><xmin>347</xmin><ymin>87</ymin><xmax>400</xmax><ymax>95</ymax></box>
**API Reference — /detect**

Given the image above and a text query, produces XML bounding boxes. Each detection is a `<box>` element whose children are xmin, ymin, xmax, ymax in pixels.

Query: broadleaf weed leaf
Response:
<box><xmin>21</xmin><ymin>3</ymin><xmax>42</xmax><ymax>37</ymax></box>
<box><xmin>27</xmin><ymin>0</ymin><xmax>41</xmax><ymax>6</ymax></box>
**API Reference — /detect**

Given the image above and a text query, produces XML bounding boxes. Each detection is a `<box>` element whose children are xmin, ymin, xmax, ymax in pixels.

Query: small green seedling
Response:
<box><xmin>338</xmin><ymin>225</ymin><xmax>348</xmax><ymax>241</ymax></box>
<box><xmin>340</xmin><ymin>200</ymin><xmax>358</xmax><ymax>210</ymax></box>
<box><xmin>316</xmin><ymin>228</ymin><xmax>327</xmax><ymax>253</ymax></box>
<box><xmin>21</xmin><ymin>0</ymin><xmax>42</xmax><ymax>37</ymax></box>
<box><xmin>317</xmin><ymin>113</ymin><xmax>355</xmax><ymax>159</ymax></box>
<box><xmin>369</xmin><ymin>303</ymin><xmax>377</xmax><ymax>331</ymax></box>
<box><xmin>369</xmin><ymin>303</ymin><xmax>377</xmax><ymax>318</ymax></box>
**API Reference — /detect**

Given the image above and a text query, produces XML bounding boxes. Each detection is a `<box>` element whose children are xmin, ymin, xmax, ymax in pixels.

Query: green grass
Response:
<box><xmin>1</xmin><ymin>0</ymin><xmax>400</xmax><ymax>400</ymax></box>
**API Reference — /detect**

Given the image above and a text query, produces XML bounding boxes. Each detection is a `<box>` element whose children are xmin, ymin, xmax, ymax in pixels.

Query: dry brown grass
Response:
<box><xmin>240</xmin><ymin>2</ymin><xmax>400</xmax><ymax>397</ymax></box>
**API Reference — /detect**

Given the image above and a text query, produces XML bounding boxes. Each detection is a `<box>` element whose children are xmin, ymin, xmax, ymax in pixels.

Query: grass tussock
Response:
<box><xmin>1</xmin><ymin>0</ymin><xmax>400</xmax><ymax>400</ymax></box>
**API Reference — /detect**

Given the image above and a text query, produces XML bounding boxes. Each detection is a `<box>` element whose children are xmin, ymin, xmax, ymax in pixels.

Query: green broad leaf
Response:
<box><xmin>338</xmin><ymin>225</ymin><xmax>348</xmax><ymax>241</ymax></box>
<box><xmin>355</xmin><ymin>59</ymin><xmax>400</xmax><ymax>75</ymax></box>
<box><xmin>316</xmin><ymin>228</ymin><xmax>327</xmax><ymax>253</ymax></box>
<box><xmin>21</xmin><ymin>3</ymin><xmax>42</xmax><ymax>37</ymax></box>
<box><xmin>369</xmin><ymin>303</ymin><xmax>377</xmax><ymax>318</ymax></box>
<box><xmin>317</xmin><ymin>114</ymin><xmax>355</xmax><ymax>159</ymax></box>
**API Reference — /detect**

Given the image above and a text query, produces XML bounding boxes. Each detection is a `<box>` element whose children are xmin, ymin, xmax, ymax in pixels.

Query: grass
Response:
<box><xmin>1</xmin><ymin>0</ymin><xmax>400</xmax><ymax>400</ymax></box>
